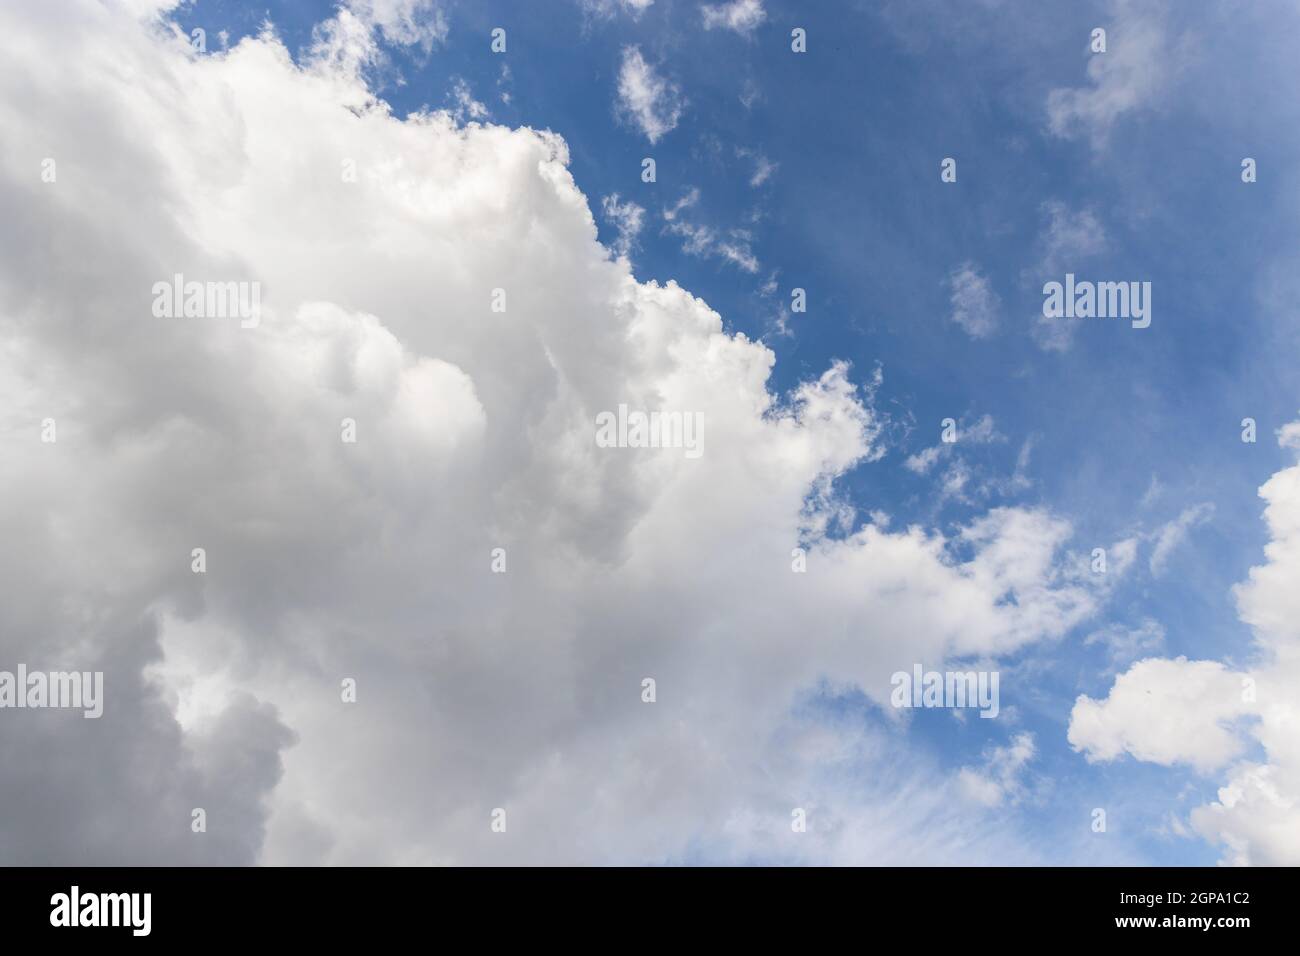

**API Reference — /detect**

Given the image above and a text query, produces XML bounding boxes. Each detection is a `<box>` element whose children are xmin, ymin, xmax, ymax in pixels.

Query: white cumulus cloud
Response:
<box><xmin>615</xmin><ymin>46</ymin><xmax>685</xmax><ymax>144</ymax></box>
<box><xmin>0</xmin><ymin>0</ymin><xmax>1103</xmax><ymax>864</ymax></box>
<box><xmin>1069</xmin><ymin>420</ymin><xmax>1300</xmax><ymax>864</ymax></box>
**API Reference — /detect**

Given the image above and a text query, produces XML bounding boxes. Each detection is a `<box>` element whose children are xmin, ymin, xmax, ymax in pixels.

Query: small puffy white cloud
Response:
<box><xmin>947</xmin><ymin>262</ymin><xmax>999</xmax><ymax>339</ymax></box>
<box><xmin>616</xmin><ymin>46</ymin><xmax>684</xmax><ymax>144</ymax></box>
<box><xmin>701</xmin><ymin>0</ymin><xmax>766</xmax><ymax>34</ymax></box>
<box><xmin>1069</xmin><ymin>658</ymin><xmax>1253</xmax><ymax>774</ymax></box>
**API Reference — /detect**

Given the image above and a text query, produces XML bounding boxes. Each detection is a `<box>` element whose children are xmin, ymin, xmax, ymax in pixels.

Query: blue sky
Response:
<box><xmin>172</xmin><ymin>0</ymin><xmax>1300</xmax><ymax>864</ymax></box>
<box><xmin>6</xmin><ymin>0</ymin><xmax>1295</xmax><ymax>864</ymax></box>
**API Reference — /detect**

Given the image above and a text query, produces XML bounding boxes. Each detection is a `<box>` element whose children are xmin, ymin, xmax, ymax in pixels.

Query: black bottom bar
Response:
<box><xmin>0</xmin><ymin>866</ymin><xmax>1286</xmax><ymax>942</ymax></box>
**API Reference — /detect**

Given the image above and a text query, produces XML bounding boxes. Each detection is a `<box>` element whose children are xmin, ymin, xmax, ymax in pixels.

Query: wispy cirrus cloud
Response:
<box><xmin>1045</xmin><ymin>0</ymin><xmax>1190</xmax><ymax>150</ymax></box>
<box><xmin>578</xmin><ymin>0</ymin><xmax>654</xmax><ymax>19</ymax></box>
<box><xmin>601</xmin><ymin>193</ymin><xmax>647</xmax><ymax>259</ymax></box>
<box><xmin>1027</xmin><ymin>201</ymin><xmax>1108</xmax><ymax>352</ymax></box>
<box><xmin>660</xmin><ymin>188</ymin><xmax>760</xmax><ymax>272</ymax></box>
